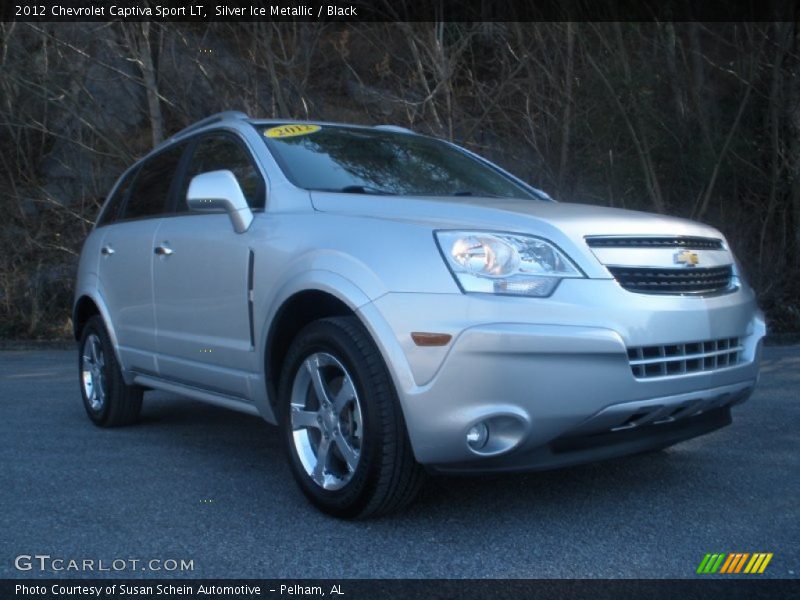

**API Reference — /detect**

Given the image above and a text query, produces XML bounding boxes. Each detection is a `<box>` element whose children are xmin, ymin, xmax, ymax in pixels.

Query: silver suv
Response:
<box><xmin>74</xmin><ymin>112</ymin><xmax>765</xmax><ymax>518</ymax></box>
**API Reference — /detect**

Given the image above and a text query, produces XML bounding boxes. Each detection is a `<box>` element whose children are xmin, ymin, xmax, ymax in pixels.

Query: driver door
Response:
<box><xmin>152</xmin><ymin>133</ymin><xmax>266</xmax><ymax>397</ymax></box>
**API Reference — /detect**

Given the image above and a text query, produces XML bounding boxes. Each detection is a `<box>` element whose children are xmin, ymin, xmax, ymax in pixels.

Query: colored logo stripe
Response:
<box><xmin>720</xmin><ymin>553</ymin><xmax>749</xmax><ymax>573</ymax></box>
<box><xmin>744</xmin><ymin>553</ymin><xmax>773</xmax><ymax>574</ymax></box>
<box><xmin>697</xmin><ymin>554</ymin><xmax>726</xmax><ymax>573</ymax></box>
<box><xmin>697</xmin><ymin>553</ymin><xmax>773</xmax><ymax>574</ymax></box>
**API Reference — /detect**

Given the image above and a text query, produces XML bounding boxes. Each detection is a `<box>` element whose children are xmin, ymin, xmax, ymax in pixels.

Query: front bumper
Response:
<box><xmin>357</xmin><ymin>279</ymin><xmax>765</xmax><ymax>471</ymax></box>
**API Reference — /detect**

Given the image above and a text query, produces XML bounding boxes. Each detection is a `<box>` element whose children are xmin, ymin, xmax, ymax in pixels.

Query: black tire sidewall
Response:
<box><xmin>278</xmin><ymin>318</ymin><xmax>389</xmax><ymax>518</ymax></box>
<box><xmin>79</xmin><ymin>316</ymin><xmax>115</xmax><ymax>425</ymax></box>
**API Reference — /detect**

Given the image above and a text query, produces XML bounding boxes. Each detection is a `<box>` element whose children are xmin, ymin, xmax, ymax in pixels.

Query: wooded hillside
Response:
<box><xmin>0</xmin><ymin>21</ymin><xmax>798</xmax><ymax>338</ymax></box>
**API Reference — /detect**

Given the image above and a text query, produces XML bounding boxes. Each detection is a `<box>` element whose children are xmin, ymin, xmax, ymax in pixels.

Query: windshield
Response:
<box><xmin>258</xmin><ymin>124</ymin><xmax>540</xmax><ymax>200</ymax></box>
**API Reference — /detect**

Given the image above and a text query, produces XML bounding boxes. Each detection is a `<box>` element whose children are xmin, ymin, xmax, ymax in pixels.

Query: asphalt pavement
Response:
<box><xmin>1</xmin><ymin>346</ymin><xmax>798</xmax><ymax>579</ymax></box>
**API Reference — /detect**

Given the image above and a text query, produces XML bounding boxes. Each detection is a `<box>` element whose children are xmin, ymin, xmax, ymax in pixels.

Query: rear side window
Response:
<box><xmin>178</xmin><ymin>135</ymin><xmax>264</xmax><ymax>211</ymax></box>
<box><xmin>97</xmin><ymin>167</ymin><xmax>138</xmax><ymax>226</ymax></box>
<box><xmin>122</xmin><ymin>145</ymin><xmax>185</xmax><ymax>220</ymax></box>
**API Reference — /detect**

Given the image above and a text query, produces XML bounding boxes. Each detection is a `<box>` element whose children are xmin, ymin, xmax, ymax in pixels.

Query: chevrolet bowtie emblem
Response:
<box><xmin>674</xmin><ymin>250</ymin><xmax>700</xmax><ymax>266</ymax></box>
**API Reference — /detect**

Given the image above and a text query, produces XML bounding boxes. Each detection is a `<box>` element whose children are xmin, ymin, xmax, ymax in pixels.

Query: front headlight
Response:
<box><xmin>435</xmin><ymin>231</ymin><xmax>584</xmax><ymax>297</ymax></box>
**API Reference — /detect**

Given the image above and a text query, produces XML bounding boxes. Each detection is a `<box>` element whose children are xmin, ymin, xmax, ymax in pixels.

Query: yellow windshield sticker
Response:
<box><xmin>264</xmin><ymin>124</ymin><xmax>321</xmax><ymax>139</ymax></box>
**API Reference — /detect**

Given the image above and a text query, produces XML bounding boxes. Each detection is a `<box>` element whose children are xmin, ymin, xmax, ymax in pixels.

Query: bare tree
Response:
<box><xmin>122</xmin><ymin>23</ymin><xmax>163</xmax><ymax>146</ymax></box>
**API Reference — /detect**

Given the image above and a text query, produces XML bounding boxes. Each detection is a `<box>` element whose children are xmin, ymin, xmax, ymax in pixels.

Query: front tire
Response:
<box><xmin>278</xmin><ymin>316</ymin><xmax>424</xmax><ymax>518</ymax></box>
<box><xmin>79</xmin><ymin>315</ymin><xmax>143</xmax><ymax>427</ymax></box>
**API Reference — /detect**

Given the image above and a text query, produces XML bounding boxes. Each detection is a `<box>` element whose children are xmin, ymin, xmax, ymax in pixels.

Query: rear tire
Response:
<box><xmin>278</xmin><ymin>316</ymin><xmax>425</xmax><ymax>519</ymax></box>
<box><xmin>79</xmin><ymin>315</ymin><xmax>143</xmax><ymax>427</ymax></box>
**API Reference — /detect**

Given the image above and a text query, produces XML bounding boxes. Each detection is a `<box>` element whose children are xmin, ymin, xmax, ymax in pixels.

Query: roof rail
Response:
<box><xmin>167</xmin><ymin>111</ymin><xmax>250</xmax><ymax>143</ymax></box>
<box><xmin>374</xmin><ymin>124</ymin><xmax>414</xmax><ymax>134</ymax></box>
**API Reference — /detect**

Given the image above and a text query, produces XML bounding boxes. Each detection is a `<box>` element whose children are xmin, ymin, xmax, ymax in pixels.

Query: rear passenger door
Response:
<box><xmin>98</xmin><ymin>144</ymin><xmax>186</xmax><ymax>374</ymax></box>
<box><xmin>152</xmin><ymin>133</ymin><xmax>265</xmax><ymax>397</ymax></box>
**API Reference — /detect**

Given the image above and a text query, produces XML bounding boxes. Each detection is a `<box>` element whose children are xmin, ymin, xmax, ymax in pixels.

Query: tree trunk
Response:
<box><xmin>789</xmin><ymin>21</ymin><xmax>800</xmax><ymax>272</ymax></box>
<box><xmin>557</xmin><ymin>22</ymin><xmax>574</xmax><ymax>195</ymax></box>
<box><xmin>123</xmin><ymin>23</ymin><xmax>163</xmax><ymax>147</ymax></box>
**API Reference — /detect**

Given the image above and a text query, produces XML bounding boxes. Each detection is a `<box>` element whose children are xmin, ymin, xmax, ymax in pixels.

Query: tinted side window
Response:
<box><xmin>97</xmin><ymin>166</ymin><xmax>138</xmax><ymax>226</ymax></box>
<box><xmin>179</xmin><ymin>135</ymin><xmax>264</xmax><ymax>211</ymax></box>
<box><xmin>122</xmin><ymin>145</ymin><xmax>185</xmax><ymax>220</ymax></box>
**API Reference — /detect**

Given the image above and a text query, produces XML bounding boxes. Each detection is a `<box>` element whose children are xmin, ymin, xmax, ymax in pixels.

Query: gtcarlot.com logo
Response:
<box><xmin>14</xmin><ymin>554</ymin><xmax>194</xmax><ymax>573</ymax></box>
<box><xmin>696</xmin><ymin>552</ymin><xmax>773</xmax><ymax>574</ymax></box>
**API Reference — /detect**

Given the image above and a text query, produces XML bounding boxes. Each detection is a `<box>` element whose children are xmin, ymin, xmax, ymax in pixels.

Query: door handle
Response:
<box><xmin>154</xmin><ymin>245</ymin><xmax>173</xmax><ymax>256</ymax></box>
<box><xmin>100</xmin><ymin>246</ymin><xmax>114</xmax><ymax>256</ymax></box>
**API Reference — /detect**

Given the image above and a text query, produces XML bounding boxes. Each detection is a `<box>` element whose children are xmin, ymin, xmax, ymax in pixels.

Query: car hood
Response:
<box><xmin>309</xmin><ymin>192</ymin><xmax>724</xmax><ymax>241</ymax></box>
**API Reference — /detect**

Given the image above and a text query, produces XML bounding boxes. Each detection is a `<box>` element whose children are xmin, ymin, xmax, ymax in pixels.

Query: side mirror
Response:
<box><xmin>186</xmin><ymin>170</ymin><xmax>253</xmax><ymax>233</ymax></box>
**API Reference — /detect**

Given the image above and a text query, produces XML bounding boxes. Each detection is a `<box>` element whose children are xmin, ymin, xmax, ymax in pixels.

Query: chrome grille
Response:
<box><xmin>627</xmin><ymin>337</ymin><xmax>742</xmax><ymax>379</ymax></box>
<box><xmin>586</xmin><ymin>236</ymin><xmax>723</xmax><ymax>250</ymax></box>
<box><xmin>607</xmin><ymin>265</ymin><xmax>732</xmax><ymax>295</ymax></box>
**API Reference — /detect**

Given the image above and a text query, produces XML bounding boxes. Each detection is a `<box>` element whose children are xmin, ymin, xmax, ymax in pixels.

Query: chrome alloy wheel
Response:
<box><xmin>81</xmin><ymin>333</ymin><xmax>107</xmax><ymax>411</ymax></box>
<box><xmin>290</xmin><ymin>352</ymin><xmax>363</xmax><ymax>491</ymax></box>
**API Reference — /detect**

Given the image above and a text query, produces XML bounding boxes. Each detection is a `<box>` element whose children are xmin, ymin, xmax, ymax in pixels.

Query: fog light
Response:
<box><xmin>466</xmin><ymin>422</ymin><xmax>489</xmax><ymax>450</ymax></box>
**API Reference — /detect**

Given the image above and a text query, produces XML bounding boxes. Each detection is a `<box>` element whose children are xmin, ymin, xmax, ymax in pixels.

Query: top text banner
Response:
<box><xmin>3</xmin><ymin>0</ymin><xmax>798</xmax><ymax>23</ymax></box>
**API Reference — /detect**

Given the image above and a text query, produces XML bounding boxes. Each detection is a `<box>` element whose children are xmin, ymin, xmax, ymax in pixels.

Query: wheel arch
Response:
<box><xmin>255</xmin><ymin>269</ymin><xmax>416</xmax><ymax>431</ymax></box>
<box><xmin>263</xmin><ymin>283</ymin><xmax>366</xmax><ymax>411</ymax></box>
<box><xmin>72</xmin><ymin>292</ymin><xmax>130</xmax><ymax>382</ymax></box>
<box><xmin>73</xmin><ymin>295</ymin><xmax>101</xmax><ymax>341</ymax></box>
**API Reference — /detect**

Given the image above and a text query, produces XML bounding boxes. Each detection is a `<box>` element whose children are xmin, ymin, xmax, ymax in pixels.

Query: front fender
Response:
<box><xmin>256</xmin><ymin>268</ymin><xmax>376</xmax><ymax>363</ymax></box>
<box><xmin>252</xmin><ymin>263</ymin><xmax>418</xmax><ymax>427</ymax></box>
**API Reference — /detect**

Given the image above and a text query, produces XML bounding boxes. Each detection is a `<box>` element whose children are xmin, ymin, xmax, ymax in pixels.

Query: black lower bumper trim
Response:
<box><xmin>429</xmin><ymin>407</ymin><xmax>732</xmax><ymax>475</ymax></box>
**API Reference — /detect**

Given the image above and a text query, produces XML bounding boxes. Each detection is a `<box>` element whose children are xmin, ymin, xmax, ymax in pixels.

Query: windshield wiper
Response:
<box><xmin>321</xmin><ymin>185</ymin><xmax>397</xmax><ymax>196</ymax></box>
<box><xmin>451</xmin><ymin>190</ymin><xmax>501</xmax><ymax>198</ymax></box>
